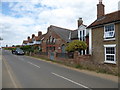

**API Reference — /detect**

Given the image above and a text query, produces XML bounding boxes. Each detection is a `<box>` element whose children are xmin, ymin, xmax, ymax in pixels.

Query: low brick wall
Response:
<box><xmin>56</xmin><ymin>51</ymin><xmax>118</xmax><ymax>75</ymax></box>
<box><xmin>28</xmin><ymin>51</ymin><xmax>118</xmax><ymax>76</ymax></box>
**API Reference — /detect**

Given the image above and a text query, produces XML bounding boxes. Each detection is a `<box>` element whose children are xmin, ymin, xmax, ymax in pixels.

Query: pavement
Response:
<box><xmin>2</xmin><ymin>50</ymin><xmax>119</xmax><ymax>89</ymax></box>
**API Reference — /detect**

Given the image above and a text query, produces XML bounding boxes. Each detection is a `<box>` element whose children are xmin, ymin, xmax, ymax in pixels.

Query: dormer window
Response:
<box><xmin>104</xmin><ymin>24</ymin><xmax>115</xmax><ymax>39</ymax></box>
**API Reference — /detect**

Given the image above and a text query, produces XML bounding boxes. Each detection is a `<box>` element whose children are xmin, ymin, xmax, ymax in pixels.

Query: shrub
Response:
<box><xmin>65</xmin><ymin>40</ymin><xmax>87</xmax><ymax>52</ymax></box>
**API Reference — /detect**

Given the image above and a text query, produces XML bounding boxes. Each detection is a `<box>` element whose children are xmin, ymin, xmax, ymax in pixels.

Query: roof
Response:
<box><xmin>49</xmin><ymin>25</ymin><xmax>72</xmax><ymax>42</ymax></box>
<box><xmin>34</xmin><ymin>36</ymin><xmax>40</xmax><ymax>41</ymax></box>
<box><xmin>35</xmin><ymin>34</ymin><xmax>46</xmax><ymax>41</ymax></box>
<box><xmin>71</xmin><ymin>30</ymin><xmax>78</xmax><ymax>39</ymax></box>
<box><xmin>23</xmin><ymin>40</ymin><xmax>28</xmax><ymax>44</ymax></box>
<box><xmin>29</xmin><ymin>39</ymin><xmax>33</xmax><ymax>43</ymax></box>
<box><xmin>88</xmin><ymin>10</ymin><xmax>120</xmax><ymax>28</ymax></box>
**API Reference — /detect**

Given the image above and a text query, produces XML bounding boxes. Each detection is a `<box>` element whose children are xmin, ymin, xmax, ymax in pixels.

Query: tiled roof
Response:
<box><xmin>23</xmin><ymin>40</ymin><xmax>28</xmax><ymax>44</ymax></box>
<box><xmin>88</xmin><ymin>10</ymin><xmax>120</xmax><ymax>28</ymax></box>
<box><xmin>29</xmin><ymin>39</ymin><xmax>33</xmax><ymax>43</ymax></box>
<box><xmin>35</xmin><ymin>34</ymin><xmax>45</xmax><ymax>41</ymax></box>
<box><xmin>34</xmin><ymin>36</ymin><xmax>40</xmax><ymax>41</ymax></box>
<box><xmin>49</xmin><ymin>25</ymin><xmax>72</xmax><ymax>42</ymax></box>
<box><xmin>71</xmin><ymin>30</ymin><xmax>78</xmax><ymax>39</ymax></box>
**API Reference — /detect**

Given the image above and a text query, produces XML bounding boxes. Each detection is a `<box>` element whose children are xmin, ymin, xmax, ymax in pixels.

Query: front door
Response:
<box><xmin>50</xmin><ymin>52</ymin><xmax>54</xmax><ymax>60</ymax></box>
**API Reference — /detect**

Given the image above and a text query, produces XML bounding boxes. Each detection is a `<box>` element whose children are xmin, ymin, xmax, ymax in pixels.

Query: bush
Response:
<box><xmin>65</xmin><ymin>40</ymin><xmax>87</xmax><ymax>52</ymax></box>
<box><xmin>20</xmin><ymin>45</ymin><xmax>41</xmax><ymax>54</ymax></box>
<box><xmin>20</xmin><ymin>45</ymin><xmax>34</xmax><ymax>53</ymax></box>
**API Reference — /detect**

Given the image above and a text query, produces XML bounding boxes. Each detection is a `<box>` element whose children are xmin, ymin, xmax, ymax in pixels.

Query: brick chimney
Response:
<box><xmin>32</xmin><ymin>34</ymin><xmax>35</xmax><ymax>39</ymax></box>
<box><xmin>97</xmin><ymin>0</ymin><xmax>105</xmax><ymax>18</ymax></box>
<box><xmin>78</xmin><ymin>18</ymin><xmax>83</xmax><ymax>27</ymax></box>
<box><xmin>38</xmin><ymin>31</ymin><xmax>42</xmax><ymax>36</ymax></box>
<box><xmin>27</xmin><ymin>36</ymin><xmax>30</xmax><ymax>40</ymax></box>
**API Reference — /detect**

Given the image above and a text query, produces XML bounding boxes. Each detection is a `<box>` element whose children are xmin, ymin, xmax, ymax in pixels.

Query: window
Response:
<box><xmin>52</xmin><ymin>38</ymin><xmax>56</xmax><ymax>44</ymax></box>
<box><xmin>46</xmin><ymin>39</ymin><xmax>48</xmax><ymax>44</ymax></box>
<box><xmin>104</xmin><ymin>24</ymin><xmax>115</xmax><ymax>39</ymax></box>
<box><xmin>83</xmin><ymin>30</ymin><xmax>85</xmax><ymax>41</ymax></box>
<box><xmin>80</xmin><ymin>31</ymin><xmax>82</xmax><ymax>40</ymax></box>
<box><xmin>104</xmin><ymin>45</ymin><xmax>116</xmax><ymax>64</ymax></box>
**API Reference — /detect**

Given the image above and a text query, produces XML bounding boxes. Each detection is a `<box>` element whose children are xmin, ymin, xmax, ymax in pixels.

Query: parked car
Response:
<box><xmin>12</xmin><ymin>48</ymin><xmax>24</xmax><ymax>55</ymax></box>
<box><xmin>12</xmin><ymin>49</ymin><xmax>16</xmax><ymax>54</ymax></box>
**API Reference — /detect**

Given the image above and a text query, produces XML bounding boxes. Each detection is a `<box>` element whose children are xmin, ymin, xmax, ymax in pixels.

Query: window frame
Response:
<box><xmin>104</xmin><ymin>24</ymin><xmax>115</xmax><ymax>40</ymax></box>
<box><xmin>104</xmin><ymin>44</ymin><xmax>116</xmax><ymax>64</ymax></box>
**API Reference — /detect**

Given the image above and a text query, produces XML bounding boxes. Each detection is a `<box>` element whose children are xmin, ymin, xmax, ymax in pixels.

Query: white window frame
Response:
<box><xmin>104</xmin><ymin>24</ymin><xmax>115</xmax><ymax>40</ymax></box>
<box><xmin>104</xmin><ymin>44</ymin><xmax>116</xmax><ymax>64</ymax></box>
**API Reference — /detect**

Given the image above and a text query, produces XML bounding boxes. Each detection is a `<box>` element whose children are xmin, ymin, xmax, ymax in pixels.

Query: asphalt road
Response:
<box><xmin>2</xmin><ymin>50</ymin><xmax>118</xmax><ymax>89</ymax></box>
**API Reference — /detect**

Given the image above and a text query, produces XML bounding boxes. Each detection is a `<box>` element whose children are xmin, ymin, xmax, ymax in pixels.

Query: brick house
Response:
<box><xmin>42</xmin><ymin>18</ymin><xmax>90</xmax><ymax>54</ymax></box>
<box><xmin>22</xmin><ymin>40</ymin><xmax>29</xmax><ymax>46</ymax></box>
<box><xmin>87</xmin><ymin>0</ymin><xmax>120</xmax><ymax>64</ymax></box>
<box><xmin>22</xmin><ymin>31</ymin><xmax>43</xmax><ymax>48</ymax></box>
<box><xmin>42</xmin><ymin>25</ymin><xmax>71</xmax><ymax>53</ymax></box>
<box><xmin>32</xmin><ymin>31</ymin><xmax>43</xmax><ymax>46</ymax></box>
<box><xmin>22</xmin><ymin>36</ymin><xmax>32</xmax><ymax>46</ymax></box>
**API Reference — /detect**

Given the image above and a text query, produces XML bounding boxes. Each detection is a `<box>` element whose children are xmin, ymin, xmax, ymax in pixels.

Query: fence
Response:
<box><xmin>56</xmin><ymin>52</ymin><xmax>74</xmax><ymax>59</ymax></box>
<box><xmin>36</xmin><ymin>52</ymin><xmax>48</xmax><ymax>56</ymax></box>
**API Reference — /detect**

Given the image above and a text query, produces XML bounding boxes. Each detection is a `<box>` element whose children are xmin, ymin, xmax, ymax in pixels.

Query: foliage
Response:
<box><xmin>16</xmin><ymin>45</ymin><xmax>21</xmax><ymax>47</ymax></box>
<box><xmin>20</xmin><ymin>45</ymin><xmax>34</xmax><ymax>52</ymax></box>
<box><xmin>65</xmin><ymin>40</ymin><xmax>87</xmax><ymax>52</ymax></box>
<box><xmin>20</xmin><ymin>45</ymin><xmax>41</xmax><ymax>53</ymax></box>
<box><xmin>4</xmin><ymin>47</ymin><xmax>16</xmax><ymax>50</ymax></box>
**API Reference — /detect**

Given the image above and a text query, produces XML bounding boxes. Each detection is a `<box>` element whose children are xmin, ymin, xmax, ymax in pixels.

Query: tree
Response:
<box><xmin>16</xmin><ymin>45</ymin><xmax>21</xmax><ymax>47</ymax></box>
<box><xmin>65</xmin><ymin>40</ymin><xmax>87</xmax><ymax>52</ymax></box>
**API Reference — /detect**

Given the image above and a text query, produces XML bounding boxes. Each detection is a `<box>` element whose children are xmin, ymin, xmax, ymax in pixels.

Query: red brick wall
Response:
<box><xmin>42</xmin><ymin>29</ymin><xmax>66</xmax><ymax>53</ymax></box>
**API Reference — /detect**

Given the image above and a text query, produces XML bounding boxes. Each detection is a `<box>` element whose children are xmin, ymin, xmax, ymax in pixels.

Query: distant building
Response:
<box><xmin>22</xmin><ymin>31</ymin><xmax>44</xmax><ymax>47</ymax></box>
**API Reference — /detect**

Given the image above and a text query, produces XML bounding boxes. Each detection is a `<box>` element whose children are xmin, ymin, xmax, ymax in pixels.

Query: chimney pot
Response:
<box><xmin>32</xmin><ymin>34</ymin><xmax>35</xmax><ymax>38</ymax></box>
<box><xmin>78</xmin><ymin>18</ymin><xmax>83</xmax><ymax>27</ymax></box>
<box><xmin>27</xmin><ymin>36</ymin><xmax>30</xmax><ymax>40</ymax></box>
<box><xmin>97</xmin><ymin>0</ymin><xmax>105</xmax><ymax>18</ymax></box>
<box><xmin>38</xmin><ymin>31</ymin><xmax>42</xmax><ymax>36</ymax></box>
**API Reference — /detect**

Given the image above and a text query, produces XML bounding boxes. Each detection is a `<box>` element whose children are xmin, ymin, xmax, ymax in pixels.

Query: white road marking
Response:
<box><xmin>3</xmin><ymin>58</ymin><xmax>18</xmax><ymax>88</ymax></box>
<box><xmin>52</xmin><ymin>72</ymin><xmax>91</xmax><ymax>89</ymax></box>
<box><xmin>27</xmin><ymin>62</ymin><xmax>40</xmax><ymax>68</ymax></box>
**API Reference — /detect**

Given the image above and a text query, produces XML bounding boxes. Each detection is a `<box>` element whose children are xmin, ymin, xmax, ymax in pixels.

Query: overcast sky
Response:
<box><xmin>0</xmin><ymin>0</ymin><xmax>119</xmax><ymax>47</ymax></box>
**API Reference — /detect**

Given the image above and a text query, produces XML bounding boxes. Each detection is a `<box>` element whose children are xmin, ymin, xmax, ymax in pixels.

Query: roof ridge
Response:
<box><xmin>50</xmin><ymin>25</ymin><xmax>72</xmax><ymax>31</ymax></box>
<box><xmin>105</xmin><ymin>10</ymin><xmax>120</xmax><ymax>16</ymax></box>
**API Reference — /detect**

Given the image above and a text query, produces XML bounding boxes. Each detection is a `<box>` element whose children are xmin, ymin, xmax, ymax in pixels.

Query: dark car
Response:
<box><xmin>13</xmin><ymin>48</ymin><xmax>24</xmax><ymax>55</ymax></box>
<box><xmin>12</xmin><ymin>49</ymin><xmax>16</xmax><ymax>54</ymax></box>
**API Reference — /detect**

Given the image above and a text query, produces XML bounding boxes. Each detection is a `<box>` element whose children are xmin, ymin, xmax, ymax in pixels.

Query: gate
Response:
<box><xmin>50</xmin><ymin>52</ymin><xmax>54</xmax><ymax>60</ymax></box>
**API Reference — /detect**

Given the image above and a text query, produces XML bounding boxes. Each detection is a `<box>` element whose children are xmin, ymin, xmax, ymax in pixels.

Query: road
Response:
<box><xmin>2</xmin><ymin>50</ymin><xmax>119</xmax><ymax>89</ymax></box>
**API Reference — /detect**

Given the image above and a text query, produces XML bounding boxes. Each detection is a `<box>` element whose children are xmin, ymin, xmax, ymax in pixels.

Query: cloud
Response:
<box><xmin>0</xmin><ymin>14</ymin><xmax>37</xmax><ymax>46</ymax></box>
<box><xmin>1</xmin><ymin>0</ymin><xmax>119</xmax><ymax>46</ymax></box>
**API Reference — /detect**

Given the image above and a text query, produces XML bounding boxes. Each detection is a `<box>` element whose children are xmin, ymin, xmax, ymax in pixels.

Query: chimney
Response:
<box><xmin>97</xmin><ymin>0</ymin><xmax>105</xmax><ymax>18</ymax></box>
<box><xmin>27</xmin><ymin>36</ymin><xmax>30</xmax><ymax>40</ymax></box>
<box><xmin>32</xmin><ymin>34</ymin><xmax>35</xmax><ymax>39</ymax></box>
<box><xmin>38</xmin><ymin>31</ymin><xmax>42</xmax><ymax>36</ymax></box>
<box><xmin>78</xmin><ymin>18</ymin><xmax>83</xmax><ymax>27</ymax></box>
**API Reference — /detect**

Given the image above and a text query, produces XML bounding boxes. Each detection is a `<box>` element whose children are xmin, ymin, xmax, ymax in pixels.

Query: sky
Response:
<box><xmin>0</xmin><ymin>0</ymin><xmax>119</xmax><ymax>47</ymax></box>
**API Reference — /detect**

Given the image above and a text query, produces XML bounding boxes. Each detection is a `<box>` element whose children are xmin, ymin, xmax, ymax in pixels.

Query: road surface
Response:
<box><xmin>2</xmin><ymin>50</ymin><xmax>119</xmax><ymax>89</ymax></box>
